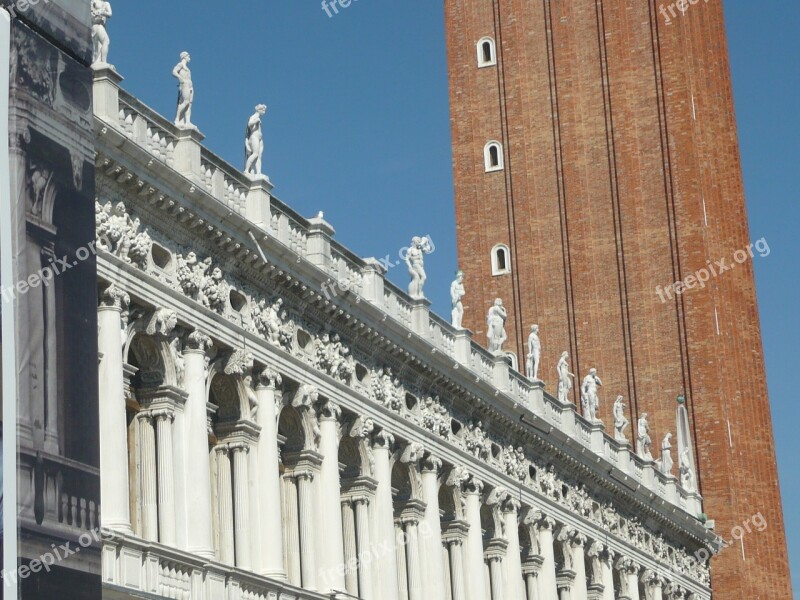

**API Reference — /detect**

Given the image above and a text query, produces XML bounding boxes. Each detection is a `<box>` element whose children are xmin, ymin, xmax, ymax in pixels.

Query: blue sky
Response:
<box><xmin>109</xmin><ymin>0</ymin><xmax>799</xmax><ymax>587</ymax></box>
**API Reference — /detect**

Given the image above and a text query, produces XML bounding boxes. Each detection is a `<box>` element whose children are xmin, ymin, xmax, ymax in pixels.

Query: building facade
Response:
<box><xmin>93</xmin><ymin>64</ymin><xmax>715</xmax><ymax>600</ymax></box>
<box><xmin>3</xmin><ymin>0</ymin><xmax>101</xmax><ymax>596</ymax></box>
<box><xmin>444</xmin><ymin>1</ymin><xmax>791</xmax><ymax>597</ymax></box>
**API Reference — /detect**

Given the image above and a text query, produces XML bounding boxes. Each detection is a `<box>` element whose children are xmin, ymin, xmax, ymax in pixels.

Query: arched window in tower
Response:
<box><xmin>484</xmin><ymin>141</ymin><xmax>504</xmax><ymax>172</ymax></box>
<box><xmin>491</xmin><ymin>243</ymin><xmax>511</xmax><ymax>275</ymax></box>
<box><xmin>477</xmin><ymin>37</ymin><xmax>497</xmax><ymax>67</ymax></box>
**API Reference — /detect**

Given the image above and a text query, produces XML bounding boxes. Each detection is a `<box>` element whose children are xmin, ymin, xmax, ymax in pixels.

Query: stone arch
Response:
<box><xmin>126</xmin><ymin>333</ymin><xmax>167</xmax><ymax>389</ymax></box>
<box><xmin>125</xmin><ymin>319</ymin><xmax>179</xmax><ymax>388</ymax></box>
<box><xmin>278</xmin><ymin>405</ymin><xmax>307</xmax><ymax>455</ymax></box>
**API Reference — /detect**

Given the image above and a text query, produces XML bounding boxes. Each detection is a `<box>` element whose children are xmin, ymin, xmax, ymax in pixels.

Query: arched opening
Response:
<box><xmin>491</xmin><ymin>244</ymin><xmax>511</xmax><ymax>275</ymax></box>
<box><xmin>477</xmin><ymin>37</ymin><xmax>497</xmax><ymax>67</ymax></box>
<box><xmin>484</xmin><ymin>141</ymin><xmax>504</xmax><ymax>172</ymax></box>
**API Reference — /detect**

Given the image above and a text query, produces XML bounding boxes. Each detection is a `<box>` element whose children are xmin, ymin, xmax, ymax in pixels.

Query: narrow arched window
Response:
<box><xmin>491</xmin><ymin>244</ymin><xmax>511</xmax><ymax>275</ymax></box>
<box><xmin>484</xmin><ymin>141</ymin><xmax>504</xmax><ymax>172</ymax></box>
<box><xmin>477</xmin><ymin>37</ymin><xmax>497</xmax><ymax>67</ymax></box>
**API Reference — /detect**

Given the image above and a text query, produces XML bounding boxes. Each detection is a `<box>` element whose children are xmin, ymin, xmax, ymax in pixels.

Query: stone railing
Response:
<box><xmin>92</xmin><ymin>66</ymin><xmax>704</xmax><ymax>519</ymax></box>
<box><xmin>101</xmin><ymin>533</ymin><xmax>332</xmax><ymax>600</ymax></box>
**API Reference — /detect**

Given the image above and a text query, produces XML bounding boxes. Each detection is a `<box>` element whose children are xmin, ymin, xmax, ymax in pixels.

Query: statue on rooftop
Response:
<box><xmin>91</xmin><ymin>0</ymin><xmax>113</xmax><ymax>66</ymax></box>
<box><xmin>245</xmin><ymin>104</ymin><xmax>268</xmax><ymax>177</ymax></box>
<box><xmin>679</xmin><ymin>447</ymin><xmax>696</xmax><ymax>492</ymax></box>
<box><xmin>526</xmin><ymin>324</ymin><xmax>541</xmax><ymax>380</ymax></box>
<box><xmin>450</xmin><ymin>270</ymin><xmax>465</xmax><ymax>329</ymax></box>
<box><xmin>581</xmin><ymin>368</ymin><xmax>603</xmax><ymax>423</ymax></box>
<box><xmin>486</xmin><ymin>298</ymin><xmax>508</xmax><ymax>354</ymax></box>
<box><xmin>613</xmin><ymin>395</ymin><xmax>629</xmax><ymax>441</ymax></box>
<box><xmin>637</xmin><ymin>413</ymin><xmax>653</xmax><ymax>460</ymax></box>
<box><xmin>556</xmin><ymin>351</ymin><xmax>575</xmax><ymax>404</ymax></box>
<box><xmin>405</xmin><ymin>236</ymin><xmax>433</xmax><ymax>299</ymax></box>
<box><xmin>660</xmin><ymin>432</ymin><xmax>674</xmax><ymax>475</ymax></box>
<box><xmin>173</xmin><ymin>52</ymin><xmax>194</xmax><ymax>128</ymax></box>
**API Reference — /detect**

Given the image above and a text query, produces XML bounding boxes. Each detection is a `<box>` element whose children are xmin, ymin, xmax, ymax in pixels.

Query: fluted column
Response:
<box><xmin>341</xmin><ymin>499</ymin><xmax>359</xmax><ymax>595</ymax></box>
<box><xmin>403</xmin><ymin>516</ymin><xmax>424</xmax><ymax>600</ymax></box>
<box><xmin>283</xmin><ymin>475</ymin><xmax>302</xmax><ymax>586</ymax></box>
<box><xmin>557</xmin><ymin>570</ymin><xmax>575</xmax><ymax>600</ymax></box>
<box><xmin>317</xmin><ymin>399</ymin><xmax>346</xmax><ymax>593</ymax></box>
<box><xmin>421</xmin><ymin>456</ymin><xmax>447</xmax><ymax>600</ymax></box>
<box><xmin>98</xmin><ymin>285</ymin><xmax>133</xmax><ymax>533</ymax></box>
<box><xmin>231</xmin><ymin>442</ymin><xmax>252</xmax><ymax>569</ymax></box>
<box><xmin>534</xmin><ymin>513</ymin><xmax>558</xmax><ymax>599</ymax></box>
<box><xmin>600</xmin><ymin>550</ymin><xmax>615</xmax><ymax>600</ymax></box>
<box><xmin>354</xmin><ymin>496</ymin><xmax>375</xmax><ymax>600</ymax></box>
<box><xmin>486</xmin><ymin>542</ymin><xmax>507</xmax><ymax>600</ymax></box>
<box><xmin>502</xmin><ymin>497</ymin><xmax>525</xmax><ymax>600</ymax></box>
<box><xmin>522</xmin><ymin>557</ymin><xmax>544</xmax><ymax>600</ymax></box>
<box><xmin>443</xmin><ymin>521</ymin><xmax>469</xmax><ymax>600</ymax></box>
<box><xmin>396</xmin><ymin>520</ymin><xmax>409</xmax><ymax>600</ymax></box>
<box><xmin>216</xmin><ymin>445</ymin><xmax>235</xmax><ymax>564</ymax></box>
<box><xmin>254</xmin><ymin>368</ymin><xmax>285</xmax><ymax>578</ymax></box>
<box><xmin>570</xmin><ymin>533</ymin><xmax>588</xmax><ymax>600</ymax></box>
<box><xmin>372</xmin><ymin>430</ymin><xmax>400</xmax><ymax>600</ymax></box>
<box><xmin>153</xmin><ymin>408</ymin><xmax>176</xmax><ymax>545</ymax></box>
<box><xmin>297</xmin><ymin>469</ymin><xmax>318</xmax><ymax>590</ymax></box>
<box><xmin>462</xmin><ymin>476</ymin><xmax>488</xmax><ymax>600</ymax></box>
<box><xmin>138</xmin><ymin>410</ymin><xmax>158</xmax><ymax>541</ymax></box>
<box><xmin>183</xmin><ymin>331</ymin><xmax>214</xmax><ymax>557</ymax></box>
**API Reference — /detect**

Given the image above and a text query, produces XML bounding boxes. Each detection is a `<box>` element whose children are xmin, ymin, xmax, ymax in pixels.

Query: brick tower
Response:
<box><xmin>445</xmin><ymin>0</ymin><xmax>792</xmax><ymax>597</ymax></box>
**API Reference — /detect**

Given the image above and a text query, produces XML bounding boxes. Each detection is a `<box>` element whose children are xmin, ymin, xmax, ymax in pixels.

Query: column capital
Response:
<box><xmin>615</xmin><ymin>556</ymin><xmax>639</xmax><ymax>576</ymax></box>
<box><xmin>421</xmin><ymin>453</ymin><xmax>442</xmax><ymax>474</ymax></box>
<box><xmin>151</xmin><ymin>407</ymin><xmax>176</xmax><ymax>423</ymax></box>
<box><xmin>185</xmin><ymin>330</ymin><xmax>213</xmax><ymax>353</ymax></box>
<box><xmin>530</xmin><ymin>510</ymin><xmax>556</xmax><ymax>531</ymax></box>
<box><xmin>99</xmin><ymin>283</ymin><xmax>130</xmax><ymax>310</ymax></box>
<box><xmin>254</xmin><ymin>366</ymin><xmax>282</xmax><ymax>390</ymax></box>
<box><xmin>371</xmin><ymin>427</ymin><xmax>395</xmax><ymax>450</ymax></box>
<box><xmin>215</xmin><ymin>443</ymin><xmax>231</xmax><ymax>456</ymax></box>
<box><xmin>349</xmin><ymin>416</ymin><xmax>375</xmax><ymax>439</ymax></box>
<box><xmin>136</xmin><ymin>409</ymin><xmax>153</xmax><ymax>423</ymax></box>
<box><xmin>570</xmin><ymin>531</ymin><xmax>588</xmax><ymax>548</ymax></box>
<box><xmin>229</xmin><ymin>441</ymin><xmax>251</xmax><ymax>454</ymax></box>
<box><xmin>640</xmin><ymin>568</ymin><xmax>664</xmax><ymax>588</ymax></box>
<box><xmin>316</xmin><ymin>398</ymin><xmax>342</xmax><ymax>421</ymax></box>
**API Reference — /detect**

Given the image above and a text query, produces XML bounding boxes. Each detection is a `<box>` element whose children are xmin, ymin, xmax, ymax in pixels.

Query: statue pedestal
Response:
<box><xmin>246</xmin><ymin>176</ymin><xmax>273</xmax><ymax>227</ymax></box>
<box><xmin>410</xmin><ymin>297</ymin><xmax>431</xmax><ymax>336</ymax></box>
<box><xmin>453</xmin><ymin>329</ymin><xmax>473</xmax><ymax>365</ymax></box>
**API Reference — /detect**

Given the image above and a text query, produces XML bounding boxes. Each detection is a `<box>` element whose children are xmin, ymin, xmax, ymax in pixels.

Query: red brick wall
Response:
<box><xmin>445</xmin><ymin>0</ymin><xmax>792</xmax><ymax>597</ymax></box>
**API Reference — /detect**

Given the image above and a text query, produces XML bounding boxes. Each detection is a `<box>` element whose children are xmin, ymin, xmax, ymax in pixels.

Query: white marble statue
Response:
<box><xmin>660</xmin><ymin>432</ymin><xmax>674</xmax><ymax>475</ymax></box>
<box><xmin>405</xmin><ymin>236</ymin><xmax>433</xmax><ymax>299</ymax></box>
<box><xmin>486</xmin><ymin>298</ymin><xmax>508</xmax><ymax>354</ymax></box>
<box><xmin>173</xmin><ymin>52</ymin><xmax>194</xmax><ymax>128</ymax></box>
<box><xmin>580</xmin><ymin>368</ymin><xmax>603</xmax><ymax>423</ymax></box>
<box><xmin>556</xmin><ymin>351</ymin><xmax>575</xmax><ymax>404</ymax></box>
<box><xmin>679</xmin><ymin>447</ymin><xmax>696</xmax><ymax>492</ymax></box>
<box><xmin>637</xmin><ymin>413</ymin><xmax>653</xmax><ymax>460</ymax></box>
<box><xmin>450</xmin><ymin>270</ymin><xmax>465</xmax><ymax>329</ymax></box>
<box><xmin>612</xmin><ymin>395</ymin><xmax>629</xmax><ymax>441</ymax></box>
<box><xmin>91</xmin><ymin>0</ymin><xmax>113</xmax><ymax>66</ymax></box>
<box><xmin>525</xmin><ymin>324</ymin><xmax>541</xmax><ymax>380</ymax></box>
<box><xmin>245</xmin><ymin>104</ymin><xmax>268</xmax><ymax>177</ymax></box>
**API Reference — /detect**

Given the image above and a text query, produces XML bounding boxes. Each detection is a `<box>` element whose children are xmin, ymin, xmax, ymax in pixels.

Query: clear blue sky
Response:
<box><xmin>110</xmin><ymin>0</ymin><xmax>799</xmax><ymax>588</ymax></box>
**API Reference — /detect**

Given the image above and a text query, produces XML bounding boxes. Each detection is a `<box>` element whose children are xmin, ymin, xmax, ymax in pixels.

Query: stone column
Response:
<box><xmin>557</xmin><ymin>570</ymin><xmax>575</xmax><ymax>600</ymax></box>
<box><xmin>396</xmin><ymin>520</ymin><xmax>410</xmax><ymax>600</ymax></box>
<box><xmin>534</xmin><ymin>513</ymin><xmax>558</xmax><ymax>599</ymax></box>
<box><xmin>502</xmin><ymin>497</ymin><xmax>525</xmax><ymax>600</ymax></box>
<box><xmin>372</xmin><ymin>430</ymin><xmax>400</xmax><ymax>600</ymax></box>
<box><xmin>231</xmin><ymin>442</ymin><xmax>252</xmax><ymax>570</ymax></box>
<box><xmin>297</xmin><ymin>469</ymin><xmax>318</xmax><ymax>590</ymax></box>
<box><xmin>138</xmin><ymin>410</ymin><xmax>158</xmax><ymax>541</ymax></box>
<box><xmin>317</xmin><ymin>399</ymin><xmax>346</xmax><ymax>593</ymax></box>
<box><xmin>462</xmin><ymin>476</ymin><xmax>488</xmax><ymax>600</ymax></box>
<box><xmin>421</xmin><ymin>456</ymin><xmax>447</xmax><ymax>600</ymax></box>
<box><xmin>402</xmin><ymin>515</ymin><xmax>424</xmax><ymax>600</ymax></box>
<box><xmin>443</xmin><ymin>543</ymin><xmax>453</xmax><ymax>600</ymax></box>
<box><xmin>216</xmin><ymin>445</ymin><xmax>235</xmax><ymax>564</ymax></box>
<box><xmin>283</xmin><ymin>475</ymin><xmax>302</xmax><ymax>586</ymax></box>
<box><xmin>254</xmin><ymin>368</ymin><xmax>285</xmax><ymax>578</ymax></box>
<box><xmin>522</xmin><ymin>557</ymin><xmax>544</xmax><ymax>600</ymax></box>
<box><xmin>585</xmin><ymin>542</ymin><xmax>613</xmax><ymax>600</ymax></box>
<box><xmin>615</xmin><ymin>557</ymin><xmax>640</xmax><ymax>600</ymax></box>
<box><xmin>640</xmin><ymin>570</ymin><xmax>663</xmax><ymax>600</ymax></box>
<box><xmin>183</xmin><ymin>331</ymin><xmax>214</xmax><ymax>557</ymax></box>
<box><xmin>600</xmin><ymin>549</ymin><xmax>615</xmax><ymax>600</ymax></box>
<box><xmin>341</xmin><ymin>499</ymin><xmax>359</xmax><ymax>595</ymax></box>
<box><xmin>354</xmin><ymin>496</ymin><xmax>375</xmax><ymax>600</ymax></box>
<box><xmin>98</xmin><ymin>285</ymin><xmax>132</xmax><ymax>533</ymax></box>
<box><xmin>570</xmin><ymin>532</ymin><xmax>589</xmax><ymax>600</ymax></box>
<box><xmin>443</xmin><ymin>521</ymin><xmax>469</xmax><ymax>600</ymax></box>
<box><xmin>153</xmin><ymin>408</ymin><xmax>176</xmax><ymax>546</ymax></box>
<box><xmin>486</xmin><ymin>543</ymin><xmax>507</xmax><ymax>600</ymax></box>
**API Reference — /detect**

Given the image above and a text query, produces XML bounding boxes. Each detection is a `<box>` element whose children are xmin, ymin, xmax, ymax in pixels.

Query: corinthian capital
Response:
<box><xmin>99</xmin><ymin>283</ymin><xmax>130</xmax><ymax>310</ymax></box>
<box><xmin>316</xmin><ymin>398</ymin><xmax>342</xmax><ymax>421</ymax></box>
<box><xmin>185</xmin><ymin>330</ymin><xmax>212</xmax><ymax>353</ymax></box>
<box><xmin>371</xmin><ymin>428</ymin><xmax>395</xmax><ymax>451</ymax></box>
<box><xmin>254</xmin><ymin>366</ymin><xmax>282</xmax><ymax>390</ymax></box>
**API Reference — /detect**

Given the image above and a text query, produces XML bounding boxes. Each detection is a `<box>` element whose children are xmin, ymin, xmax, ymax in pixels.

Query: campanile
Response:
<box><xmin>444</xmin><ymin>0</ymin><xmax>792</xmax><ymax>596</ymax></box>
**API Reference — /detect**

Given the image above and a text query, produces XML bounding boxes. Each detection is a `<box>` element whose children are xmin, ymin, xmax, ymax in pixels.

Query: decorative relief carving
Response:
<box><xmin>96</xmin><ymin>201</ymin><xmax>152</xmax><ymax>268</ymax></box>
<box><xmin>421</xmin><ymin>396</ymin><xmax>450</xmax><ymax>439</ymax></box>
<box><xmin>464</xmin><ymin>419</ymin><xmax>491</xmax><ymax>461</ymax></box>
<box><xmin>501</xmin><ymin>444</ymin><xmax>528</xmax><ymax>483</ymax></box>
